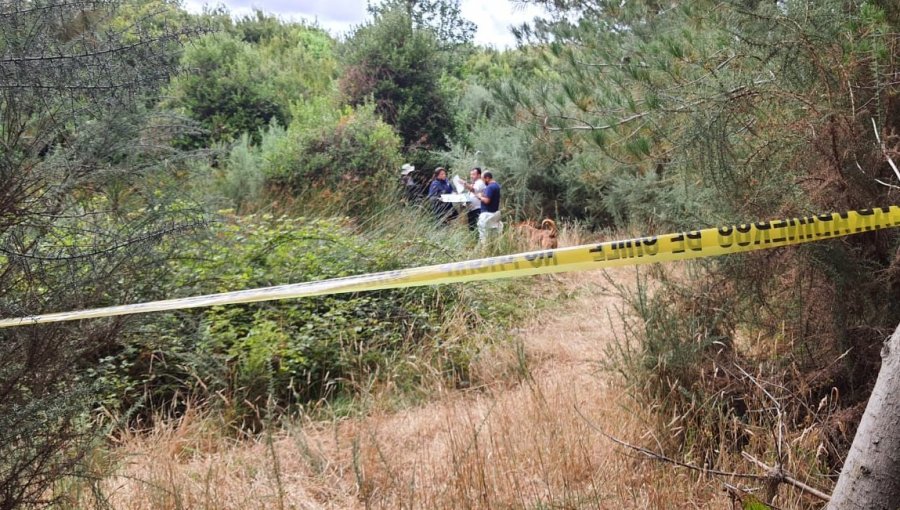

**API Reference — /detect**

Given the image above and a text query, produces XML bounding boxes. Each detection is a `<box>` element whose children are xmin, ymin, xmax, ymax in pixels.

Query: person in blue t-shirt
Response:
<box><xmin>427</xmin><ymin>167</ymin><xmax>456</xmax><ymax>223</ymax></box>
<box><xmin>476</xmin><ymin>171</ymin><xmax>502</xmax><ymax>242</ymax></box>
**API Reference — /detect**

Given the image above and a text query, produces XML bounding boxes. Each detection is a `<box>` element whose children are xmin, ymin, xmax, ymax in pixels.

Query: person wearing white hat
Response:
<box><xmin>400</xmin><ymin>163</ymin><xmax>418</xmax><ymax>203</ymax></box>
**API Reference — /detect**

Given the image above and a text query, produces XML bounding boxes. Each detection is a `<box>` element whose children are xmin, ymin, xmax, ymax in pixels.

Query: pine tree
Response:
<box><xmin>505</xmin><ymin>0</ymin><xmax>900</xmax><ymax>479</ymax></box>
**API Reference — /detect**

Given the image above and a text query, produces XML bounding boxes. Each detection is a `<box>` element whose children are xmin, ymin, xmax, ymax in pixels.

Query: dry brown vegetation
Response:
<box><xmin>64</xmin><ymin>269</ymin><xmax>699</xmax><ymax>509</ymax></box>
<box><xmin>47</xmin><ymin>228</ymin><xmax>842</xmax><ymax>510</ymax></box>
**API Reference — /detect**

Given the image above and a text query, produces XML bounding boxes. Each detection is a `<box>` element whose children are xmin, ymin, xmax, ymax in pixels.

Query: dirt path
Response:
<box><xmin>299</xmin><ymin>269</ymin><xmax>639</xmax><ymax>508</ymax></box>
<box><xmin>103</xmin><ymin>269</ymin><xmax>725</xmax><ymax>509</ymax></box>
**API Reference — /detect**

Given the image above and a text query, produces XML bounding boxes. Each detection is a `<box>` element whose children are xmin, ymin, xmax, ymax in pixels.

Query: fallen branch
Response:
<box><xmin>574</xmin><ymin>405</ymin><xmax>832</xmax><ymax>504</ymax></box>
<box><xmin>573</xmin><ymin>405</ymin><xmax>768</xmax><ymax>480</ymax></box>
<box><xmin>741</xmin><ymin>452</ymin><xmax>831</xmax><ymax>502</ymax></box>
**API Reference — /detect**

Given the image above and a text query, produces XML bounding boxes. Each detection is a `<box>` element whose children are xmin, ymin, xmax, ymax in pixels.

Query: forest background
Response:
<box><xmin>1</xmin><ymin>0</ymin><xmax>899</xmax><ymax>508</ymax></box>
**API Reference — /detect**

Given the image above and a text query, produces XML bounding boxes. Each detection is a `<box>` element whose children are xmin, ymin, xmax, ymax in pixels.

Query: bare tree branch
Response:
<box><xmin>871</xmin><ymin>118</ymin><xmax>900</xmax><ymax>183</ymax></box>
<box><xmin>573</xmin><ymin>404</ymin><xmax>770</xmax><ymax>480</ymax></box>
<box><xmin>742</xmin><ymin>452</ymin><xmax>831</xmax><ymax>503</ymax></box>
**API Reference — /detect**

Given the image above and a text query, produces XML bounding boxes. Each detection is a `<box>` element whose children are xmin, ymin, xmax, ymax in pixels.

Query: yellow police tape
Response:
<box><xmin>1</xmin><ymin>206</ymin><xmax>898</xmax><ymax>329</ymax></box>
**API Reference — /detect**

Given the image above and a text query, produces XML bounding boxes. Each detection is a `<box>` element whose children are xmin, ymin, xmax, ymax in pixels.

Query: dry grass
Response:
<box><xmin>67</xmin><ymin>228</ymin><xmax>818</xmax><ymax>509</ymax></box>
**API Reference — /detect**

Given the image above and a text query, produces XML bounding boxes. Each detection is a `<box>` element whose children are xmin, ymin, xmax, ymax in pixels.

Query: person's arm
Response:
<box><xmin>479</xmin><ymin>184</ymin><xmax>492</xmax><ymax>204</ymax></box>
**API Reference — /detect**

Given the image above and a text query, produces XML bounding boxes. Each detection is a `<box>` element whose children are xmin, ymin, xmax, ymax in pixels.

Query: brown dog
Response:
<box><xmin>515</xmin><ymin>218</ymin><xmax>558</xmax><ymax>250</ymax></box>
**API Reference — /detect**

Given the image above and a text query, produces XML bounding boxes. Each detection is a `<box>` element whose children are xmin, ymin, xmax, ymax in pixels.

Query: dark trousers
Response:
<box><xmin>467</xmin><ymin>208</ymin><xmax>481</xmax><ymax>230</ymax></box>
<box><xmin>430</xmin><ymin>199</ymin><xmax>457</xmax><ymax>223</ymax></box>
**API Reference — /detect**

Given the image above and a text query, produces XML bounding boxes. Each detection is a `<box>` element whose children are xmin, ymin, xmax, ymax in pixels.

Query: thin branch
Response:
<box><xmin>0</xmin><ymin>1</ymin><xmax>112</xmax><ymax>16</ymax></box>
<box><xmin>547</xmin><ymin>112</ymin><xmax>650</xmax><ymax>132</ymax></box>
<box><xmin>574</xmin><ymin>60</ymin><xmax>650</xmax><ymax>68</ymax></box>
<box><xmin>0</xmin><ymin>221</ymin><xmax>205</xmax><ymax>261</ymax></box>
<box><xmin>573</xmin><ymin>405</ymin><xmax>770</xmax><ymax>480</ymax></box>
<box><xmin>733</xmin><ymin>362</ymin><xmax>785</xmax><ymax>465</ymax></box>
<box><xmin>0</xmin><ymin>34</ymin><xmax>179</xmax><ymax>65</ymax></box>
<box><xmin>741</xmin><ymin>452</ymin><xmax>831</xmax><ymax>502</ymax></box>
<box><xmin>0</xmin><ymin>81</ymin><xmax>152</xmax><ymax>91</ymax></box>
<box><xmin>546</xmin><ymin>81</ymin><xmax>773</xmax><ymax>133</ymax></box>
<box><xmin>872</xmin><ymin>118</ymin><xmax>900</xmax><ymax>183</ymax></box>
<box><xmin>576</xmin><ymin>404</ymin><xmax>833</xmax><ymax>504</ymax></box>
<box><xmin>875</xmin><ymin>178</ymin><xmax>900</xmax><ymax>190</ymax></box>
<box><xmin>855</xmin><ymin>160</ymin><xmax>900</xmax><ymax>189</ymax></box>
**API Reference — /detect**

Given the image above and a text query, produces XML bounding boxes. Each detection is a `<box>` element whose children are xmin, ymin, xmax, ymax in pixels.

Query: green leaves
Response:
<box><xmin>368</xmin><ymin>0</ymin><xmax>476</xmax><ymax>47</ymax></box>
<box><xmin>101</xmin><ymin>213</ymin><xmax>472</xmax><ymax>426</ymax></box>
<box><xmin>167</xmin><ymin>22</ymin><xmax>337</xmax><ymax>148</ymax></box>
<box><xmin>741</xmin><ymin>496</ymin><xmax>772</xmax><ymax>510</ymax></box>
<box><xmin>340</xmin><ymin>5</ymin><xmax>461</xmax><ymax>151</ymax></box>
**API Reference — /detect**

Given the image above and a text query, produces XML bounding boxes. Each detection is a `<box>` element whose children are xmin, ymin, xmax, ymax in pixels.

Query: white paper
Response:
<box><xmin>452</xmin><ymin>175</ymin><xmax>466</xmax><ymax>193</ymax></box>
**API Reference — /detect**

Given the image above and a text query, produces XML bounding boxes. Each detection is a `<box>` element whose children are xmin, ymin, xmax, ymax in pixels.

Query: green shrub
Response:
<box><xmin>509</xmin><ymin>0</ymin><xmax>900</xmax><ymax>473</ymax></box>
<box><xmin>262</xmin><ymin>102</ymin><xmax>404</xmax><ymax>215</ymax></box>
<box><xmin>167</xmin><ymin>20</ymin><xmax>337</xmax><ymax>148</ymax></box>
<box><xmin>219</xmin><ymin>132</ymin><xmax>269</xmax><ymax>211</ymax></box>
<box><xmin>340</xmin><ymin>5</ymin><xmax>460</xmax><ymax>151</ymax></box>
<box><xmin>101</xmin><ymin>213</ymin><xmax>476</xmax><ymax>428</ymax></box>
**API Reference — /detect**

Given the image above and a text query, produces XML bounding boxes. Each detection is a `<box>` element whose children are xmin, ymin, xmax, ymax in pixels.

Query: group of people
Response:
<box><xmin>401</xmin><ymin>164</ymin><xmax>501</xmax><ymax>243</ymax></box>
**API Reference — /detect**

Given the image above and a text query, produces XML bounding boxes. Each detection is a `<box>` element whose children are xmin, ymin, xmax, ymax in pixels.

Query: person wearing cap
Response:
<box><xmin>476</xmin><ymin>171</ymin><xmax>502</xmax><ymax>243</ymax></box>
<box><xmin>463</xmin><ymin>167</ymin><xmax>485</xmax><ymax>231</ymax></box>
<box><xmin>400</xmin><ymin>163</ymin><xmax>419</xmax><ymax>203</ymax></box>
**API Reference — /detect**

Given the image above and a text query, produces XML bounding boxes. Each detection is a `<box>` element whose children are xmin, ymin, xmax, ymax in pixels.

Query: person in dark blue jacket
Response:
<box><xmin>427</xmin><ymin>167</ymin><xmax>456</xmax><ymax>223</ymax></box>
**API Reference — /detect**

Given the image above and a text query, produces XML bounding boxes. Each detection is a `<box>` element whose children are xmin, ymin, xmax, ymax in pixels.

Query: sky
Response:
<box><xmin>182</xmin><ymin>0</ymin><xmax>549</xmax><ymax>48</ymax></box>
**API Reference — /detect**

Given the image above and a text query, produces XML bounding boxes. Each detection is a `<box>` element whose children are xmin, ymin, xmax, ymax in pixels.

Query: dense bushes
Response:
<box><xmin>265</xmin><ymin>102</ymin><xmax>402</xmax><ymax>193</ymax></box>
<box><xmin>9</xmin><ymin>0</ymin><xmax>900</xmax><ymax>502</ymax></box>
<box><xmin>94</xmin><ymin>213</ymin><xmax>479</xmax><ymax>428</ymax></box>
<box><xmin>0</xmin><ymin>1</ymin><xmax>203</xmax><ymax>506</ymax></box>
<box><xmin>340</xmin><ymin>6</ymin><xmax>460</xmax><ymax>153</ymax></box>
<box><xmin>202</xmin><ymin>101</ymin><xmax>403</xmax><ymax>215</ymax></box>
<box><xmin>167</xmin><ymin>15</ymin><xmax>337</xmax><ymax>148</ymax></box>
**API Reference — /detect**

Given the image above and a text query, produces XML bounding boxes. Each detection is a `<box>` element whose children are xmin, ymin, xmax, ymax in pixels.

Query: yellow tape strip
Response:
<box><xmin>1</xmin><ymin>206</ymin><xmax>898</xmax><ymax>328</ymax></box>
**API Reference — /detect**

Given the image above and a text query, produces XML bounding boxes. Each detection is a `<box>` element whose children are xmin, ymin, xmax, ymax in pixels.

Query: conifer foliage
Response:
<box><xmin>508</xmin><ymin>0</ymin><xmax>900</xmax><ymax>470</ymax></box>
<box><xmin>0</xmin><ymin>2</ymin><xmax>200</xmax><ymax>506</ymax></box>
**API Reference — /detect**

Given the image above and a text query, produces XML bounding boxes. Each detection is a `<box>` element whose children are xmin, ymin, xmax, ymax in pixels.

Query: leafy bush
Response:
<box><xmin>167</xmin><ymin>19</ymin><xmax>337</xmax><ymax>148</ymax></box>
<box><xmin>100</xmin><ymin>213</ymin><xmax>476</xmax><ymax>428</ymax></box>
<box><xmin>260</xmin><ymin>101</ymin><xmax>404</xmax><ymax>214</ymax></box>
<box><xmin>340</xmin><ymin>5</ymin><xmax>460</xmax><ymax>151</ymax></box>
<box><xmin>219</xmin><ymin>131</ymin><xmax>270</xmax><ymax>211</ymax></box>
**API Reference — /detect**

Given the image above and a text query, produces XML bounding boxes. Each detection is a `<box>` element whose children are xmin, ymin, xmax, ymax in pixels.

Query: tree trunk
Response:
<box><xmin>828</xmin><ymin>323</ymin><xmax>900</xmax><ymax>509</ymax></box>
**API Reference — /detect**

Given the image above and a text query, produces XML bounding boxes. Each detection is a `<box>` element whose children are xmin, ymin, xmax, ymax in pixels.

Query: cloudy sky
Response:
<box><xmin>182</xmin><ymin>0</ymin><xmax>548</xmax><ymax>48</ymax></box>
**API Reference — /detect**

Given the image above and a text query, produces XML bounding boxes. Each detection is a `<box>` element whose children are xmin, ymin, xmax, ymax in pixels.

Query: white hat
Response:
<box><xmin>400</xmin><ymin>163</ymin><xmax>415</xmax><ymax>175</ymax></box>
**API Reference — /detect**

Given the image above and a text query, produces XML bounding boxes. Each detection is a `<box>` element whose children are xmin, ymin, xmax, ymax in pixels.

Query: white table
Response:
<box><xmin>440</xmin><ymin>193</ymin><xmax>472</xmax><ymax>204</ymax></box>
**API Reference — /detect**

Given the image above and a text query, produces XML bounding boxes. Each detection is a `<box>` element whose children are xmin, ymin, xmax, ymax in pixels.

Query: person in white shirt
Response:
<box><xmin>463</xmin><ymin>167</ymin><xmax>485</xmax><ymax>231</ymax></box>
